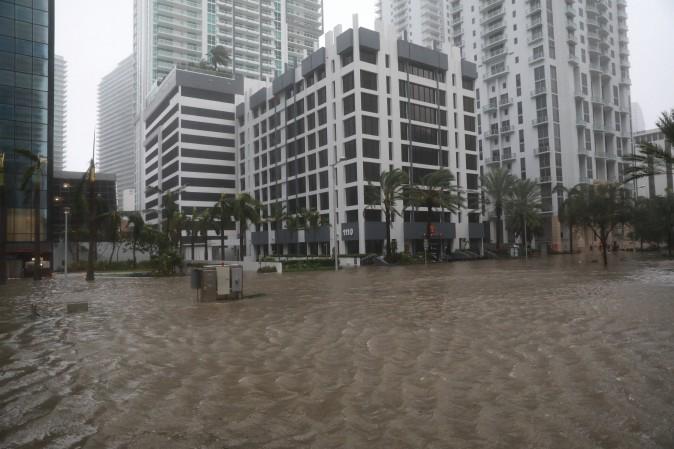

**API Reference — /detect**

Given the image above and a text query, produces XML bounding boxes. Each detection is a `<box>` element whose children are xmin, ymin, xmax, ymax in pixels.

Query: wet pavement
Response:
<box><xmin>1</xmin><ymin>255</ymin><xmax>673</xmax><ymax>448</ymax></box>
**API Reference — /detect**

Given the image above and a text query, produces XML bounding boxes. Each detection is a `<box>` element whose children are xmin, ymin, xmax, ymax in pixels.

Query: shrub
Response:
<box><xmin>258</xmin><ymin>266</ymin><xmax>278</xmax><ymax>273</ymax></box>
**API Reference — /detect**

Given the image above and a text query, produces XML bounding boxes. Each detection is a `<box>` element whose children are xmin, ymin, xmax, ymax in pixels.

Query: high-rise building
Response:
<box><xmin>142</xmin><ymin>68</ymin><xmax>243</xmax><ymax>260</ymax></box>
<box><xmin>133</xmin><ymin>0</ymin><xmax>323</xmax><ymax>108</ymax></box>
<box><xmin>375</xmin><ymin>0</ymin><xmax>447</xmax><ymax>49</ymax></box>
<box><xmin>132</xmin><ymin>0</ymin><xmax>324</xmax><ymax>213</ymax></box>
<box><xmin>236</xmin><ymin>17</ymin><xmax>481</xmax><ymax>259</ymax></box>
<box><xmin>97</xmin><ymin>55</ymin><xmax>137</xmax><ymax>210</ymax></box>
<box><xmin>631</xmin><ymin>102</ymin><xmax>645</xmax><ymax>132</ymax></box>
<box><xmin>53</xmin><ymin>54</ymin><xmax>66</xmax><ymax>171</ymax></box>
<box><xmin>0</xmin><ymin>0</ymin><xmax>55</xmax><ymax>277</ymax></box>
<box><xmin>379</xmin><ymin>0</ymin><xmax>633</xmax><ymax>250</ymax></box>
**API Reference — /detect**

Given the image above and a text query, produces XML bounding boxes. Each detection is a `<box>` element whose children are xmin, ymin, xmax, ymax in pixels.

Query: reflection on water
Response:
<box><xmin>1</xmin><ymin>256</ymin><xmax>673</xmax><ymax>448</ymax></box>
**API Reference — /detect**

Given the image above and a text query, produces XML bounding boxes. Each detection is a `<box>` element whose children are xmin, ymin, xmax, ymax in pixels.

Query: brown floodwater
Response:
<box><xmin>1</xmin><ymin>255</ymin><xmax>673</xmax><ymax>448</ymax></box>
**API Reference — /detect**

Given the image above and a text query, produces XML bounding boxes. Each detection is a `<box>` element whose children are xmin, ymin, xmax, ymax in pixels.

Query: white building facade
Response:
<box><xmin>54</xmin><ymin>54</ymin><xmax>67</xmax><ymax>171</ymax></box>
<box><xmin>143</xmin><ymin>68</ymin><xmax>243</xmax><ymax>260</ymax></box>
<box><xmin>236</xmin><ymin>18</ymin><xmax>481</xmax><ymax>259</ymax></box>
<box><xmin>97</xmin><ymin>55</ymin><xmax>137</xmax><ymax>210</ymax></box>
<box><xmin>379</xmin><ymin>0</ymin><xmax>633</xmax><ymax>250</ymax></box>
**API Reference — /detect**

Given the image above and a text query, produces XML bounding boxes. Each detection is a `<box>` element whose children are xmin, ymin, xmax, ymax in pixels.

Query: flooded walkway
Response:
<box><xmin>1</xmin><ymin>255</ymin><xmax>673</xmax><ymax>448</ymax></box>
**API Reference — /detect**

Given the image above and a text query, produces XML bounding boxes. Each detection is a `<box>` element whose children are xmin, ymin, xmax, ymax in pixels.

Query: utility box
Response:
<box><xmin>191</xmin><ymin>265</ymin><xmax>243</xmax><ymax>302</ymax></box>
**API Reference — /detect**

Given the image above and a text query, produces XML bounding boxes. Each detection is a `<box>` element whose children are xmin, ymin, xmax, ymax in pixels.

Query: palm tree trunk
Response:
<box><xmin>33</xmin><ymin>183</ymin><xmax>41</xmax><ymax>281</ymax></box>
<box><xmin>239</xmin><ymin>218</ymin><xmax>245</xmax><ymax>261</ymax></box>
<box><xmin>220</xmin><ymin>223</ymin><xmax>225</xmax><ymax>261</ymax></box>
<box><xmin>203</xmin><ymin>232</ymin><xmax>209</xmax><ymax>261</ymax></box>
<box><xmin>191</xmin><ymin>230</ymin><xmax>195</xmax><ymax>261</ymax></box>
<box><xmin>0</xmin><ymin>183</ymin><xmax>7</xmax><ymax>285</ymax></box>
<box><xmin>495</xmin><ymin>206</ymin><xmax>502</xmax><ymax>250</ymax></box>
<box><xmin>426</xmin><ymin>204</ymin><xmax>432</xmax><ymax>262</ymax></box>
<box><xmin>569</xmin><ymin>223</ymin><xmax>574</xmax><ymax>254</ymax></box>
<box><xmin>86</xmin><ymin>178</ymin><xmax>96</xmax><ymax>282</ymax></box>
<box><xmin>132</xmin><ymin>240</ymin><xmax>137</xmax><ymax>268</ymax></box>
<box><xmin>385</xmin><ymin>210</ymin><xmax>392</xmax><ymax>258</ymax></box>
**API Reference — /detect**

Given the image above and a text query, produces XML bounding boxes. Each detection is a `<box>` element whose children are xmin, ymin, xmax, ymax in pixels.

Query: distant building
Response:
<box><xmin>378</xmin><ymin>0</ymin><xmax>634</xmax><ymax>251</ymax></box>
<box><xmin>633</xmin><ymin>129</ymin><xmax>673</xmax><ymax>198</ymax></box>
<box><xmin>51</xmin><ymin>170</ymin><xmax>117</xmax><ymax>242</ymax></box>
<box><xmin>236</xmin><ymin>17</ymin><xmax>480</xmax><ymax>258</ymax></box>
<box><xmin>142</xmin><ymin>68</ymin><xmax>244</xmax><ymax>260</ymax></box>
<box><xmin>631</xmin><ymin>102</ymin><xmax>646</xmax><ymax>132</ymax></box>
<box><xmin>54</xmin><ymin>54</ymin><xmax>67</xmax><ymax>171</ymax></box>
<box><xmin>97</xmin><ymin>55</ymin><xmax>137</xmax><ymax>210</ymax></box>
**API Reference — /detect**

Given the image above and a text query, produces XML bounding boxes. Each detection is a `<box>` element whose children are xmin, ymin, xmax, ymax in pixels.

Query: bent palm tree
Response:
<box><xmin>229</xmin><ymin>193</ymin><xmax>262</xmax><ymax>261</ymax></box>
<box><xmin>366</xmin><ymin>168</ymin><xmax>408</xmax><ymax>257</ymax></box>
<box><xmin>481</xmin><ymin>167</ymin><xmax>516</xmax><ymax>250</ymax></box>
<box><xmin>17</xmin><ymin>149</ymin><xmax>47</xmax><ymax>281</ymax></box>
<box><xmin>405</xmin><ymin>169</ymin><xmax>463</xmax><ymax>255</ymax></box>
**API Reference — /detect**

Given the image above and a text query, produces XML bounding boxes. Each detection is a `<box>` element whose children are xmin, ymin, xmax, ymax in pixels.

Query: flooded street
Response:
<box><xmin>1</xmin><ymin>256</ymin><xmax>674</xmax><ymax>448</ymax></box>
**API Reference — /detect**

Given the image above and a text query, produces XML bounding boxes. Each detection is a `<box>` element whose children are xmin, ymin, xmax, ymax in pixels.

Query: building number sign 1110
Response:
<box><xmin>342</xmin><ymin>228</ymin><xmax>355</xmax><ymax>237</ymax></box>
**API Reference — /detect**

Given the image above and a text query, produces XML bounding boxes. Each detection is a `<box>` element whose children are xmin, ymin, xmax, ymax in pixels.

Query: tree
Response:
<box><xmin>126</xmin><ymin>213</ymin><xmax>145</xmax><ymax>268</ymax></box>
<box><xmin>16</xmin><ymin>149</ymin><xmax>47</xmax><ymax>281</ymax></box>
<box><xmin>481</xmin><ymin>167</ymin><xmax>517</xmax><ymax>250</ymax></box>
<box><xmin>573</xmin><ymin>183</ymin><xmax>633</xmax><ymax>267</ymax></box>
<box><xmin>504</xmin><ymin>179</ymin><xmax>543</xmax><ymax>258</ymax></box>
<box><xmin>405</xmin><ymin>169</ymin><xmax>463</xmax><ymax>258</ymax></box>
<box><xmin>555</xmin><ymin>184</ymin><xmax>584</xmax><ymax>254</ymax></box>
<box><xmin>365</xmin><ymin>168</ymin><xmax>408</xmax><ymax>258</ymax></box>
<box><xmin>209</xmin><ymin>45</ymin><xmax>231</xmax><ymax>71</ymax></box>
<box><xmin>624</xmin><ymin>110</ymin><xmax>674</xmax><ymax>183</ymax></box>
<box><xmin>187</xmin><ymin>208</ymin><xmax>198</xmax><ymax>261</ymax></box>
<box><xmin>630</xmin><ymin>193</ymin><xmax>674</xmax><ymax>256</ymax></box>
<box><xmin>212</xmin><ymin>194</ymin><xmax>233</xmax><ymax>260</ymax></box>
<box><xmin>229</xmin><ymin>193</ymin><xmax>262</xmax><ymax>261</ymax></box>
<box><xmin>301</xmin><ymin>208</ymin><xmax>327</xmax><ymax>258</ymax></box>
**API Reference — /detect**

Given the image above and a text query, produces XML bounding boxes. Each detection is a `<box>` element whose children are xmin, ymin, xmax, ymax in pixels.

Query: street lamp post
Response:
<box><xmin>64</xmin><ymin>207</ymin><xmax>70</xmax><ymax>277</ymax></box>
<box><xmin>331</xmin><ymin>158</ymin><xmax>347</xmax><ymax>272</ymax></box>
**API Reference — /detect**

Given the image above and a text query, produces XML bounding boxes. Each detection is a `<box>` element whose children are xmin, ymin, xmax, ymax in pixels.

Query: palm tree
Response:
<box><xmin>197</xmin><ymin>209</ymin><xmax>213</xmax><ymax>261</ymax></box>
<box><xmin>504</xmin><ymin>179</ymin><xmax>543</xmax><ymax>259</ymax></box>
<box><xmin>624</xmin><ymin>110</ymin><xmax>674</xmax><ymax>183</ymax></box>
<box><xmin>365</xmin><ymin>168</ymin><xmax>408</xmax><ymax>258</ymax></box>
<box><xmin>481</xmin><ymin>166</ymin><xmax>516</xmax><ymax>250</ymax></box>
<box><xmin>187</xmin><ymin>208</ymin><xmax>199</xmax><ymax>261</ymax></box>
<box><xmin>268</xmin><ymin>201</ymin><xmax>286</xmax><ymax>256</ymax></box>
<box><xmin>405</xmin><ymin>169</ymin><xmax>463</xmax><ymax>257</ymax></box>
<box><xmin>555</xmin><ymin>184</ymin><xmax>583</xmax><ymax>254</ymax></box>
<box><xmin>302</xmin><ymin>208</ymin><xmax>326</xmax><ymax>258</ymax></box>
<box><xmin>209</xmin><ymin>45</ymin><xmax>231</xmax><ymax>71</ymax></box>
<box><xmin>17</xmin><ymin>149</ymin><xmax>47</xmax><ymax>280</ymax></box>
<box><xmin>127</xmin><ymin>213</ymin><xmax>145</xmax><ymax>268</ymax></box>
<box><xmin>84</xmin><ymin>159</ymin><xmax>97</xmax><ymax>281</ymax></box>
<box><xmin>229</xmin><ymin>193</ymin><xmax>262</xmax><ymax>261</ymax></box>
<box><xmin>213</xmin><ymin>194</ymin><xmax>233</xmax><ymax>260</ymax></box>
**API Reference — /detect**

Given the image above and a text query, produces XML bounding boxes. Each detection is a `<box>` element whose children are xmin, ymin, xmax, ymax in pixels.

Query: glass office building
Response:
<box><xmin>0</xmin><ymin>0</ymin><xmax>55</xmax><ymax>268</ymax></box>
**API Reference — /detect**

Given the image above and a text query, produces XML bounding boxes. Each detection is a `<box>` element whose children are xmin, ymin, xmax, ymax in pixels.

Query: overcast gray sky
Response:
<box><xmin>56</xmin><ymin>0</ymin><xmax>674</xmax><ymax>171</ymax></box>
